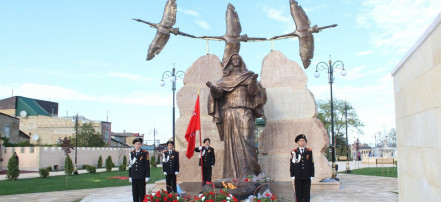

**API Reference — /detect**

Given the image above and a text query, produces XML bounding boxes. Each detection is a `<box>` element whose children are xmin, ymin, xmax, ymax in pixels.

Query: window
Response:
<box><xmin>104</xmin><ymin>131</ymin><xmax>109</xmax><ymax>140</ymax></box>
<box><xmin>4</xmin><ymin>125</ymin><xmax>10</xmax><ymax>138</ymax></box>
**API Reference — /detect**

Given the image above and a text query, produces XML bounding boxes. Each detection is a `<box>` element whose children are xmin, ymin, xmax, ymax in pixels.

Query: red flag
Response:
<box><xmin>185</xmin><ymin>95</ymin><xmax>200</xmax><ymax>159</ymax></box>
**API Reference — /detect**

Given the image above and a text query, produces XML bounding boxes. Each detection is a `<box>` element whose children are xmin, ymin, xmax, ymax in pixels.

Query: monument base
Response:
<box><xmin>165</xmin><ymin>180</ymin><xmax>340</xmax><ymax>201</ymax></box>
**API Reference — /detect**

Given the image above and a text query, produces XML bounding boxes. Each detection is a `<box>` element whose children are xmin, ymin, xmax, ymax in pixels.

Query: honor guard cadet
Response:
<box><xmin>194</xmin><ymin>138</ymin><xmax>215</xmax><ymax>185</ymax></box>
<box><xmin>129</xmin><ymin>138</ymin><xmax>150</xmax><ymax>202</ymax></box>
<box><xmin>290</xmin><ymin>134</ymin><xmax>315</xmax><ymax>202</ymax></box>
<box><xmin>163</xmin><ymin>140</ymin><xmax>179</xmax><ymax>193</ymax></box>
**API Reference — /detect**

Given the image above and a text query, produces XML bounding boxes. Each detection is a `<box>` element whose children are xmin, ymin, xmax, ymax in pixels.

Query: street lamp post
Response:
<box><xmin>345</xmin><ymin>103</ymin><xmax>351</xmax><ymax>173</ymax></box>
<box><xmin>160</xmin><ymin>64</ymin><xmax>185</xmax><ymax>144</ymax></box>
<box><xmin>314</xmin><ymin>56</ymin><xmax>347</xmax><ymax>179</ymax></box>
<box><xmin>73</xmin><ymin>113</ymin><xmax>79</xmax><ymax>175</ymax></box>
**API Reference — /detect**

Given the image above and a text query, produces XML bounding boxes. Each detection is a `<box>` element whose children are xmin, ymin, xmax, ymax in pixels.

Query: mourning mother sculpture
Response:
<box><xmin>206</xmin><ymin>53</ymin><xmax>266</xmax><ymax>179</ymax></box>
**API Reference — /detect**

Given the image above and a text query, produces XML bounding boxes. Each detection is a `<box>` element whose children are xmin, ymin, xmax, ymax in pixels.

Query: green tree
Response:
<box><xmin>150</xmin><ymin>155</ymin><xmax>156</xmax><ymax>167</ymax></box>
<box><xmin>65</xmin><ymin>155</ymin><xmax>74</xmax><ymax>175</ymax></box>
<box><xmin>39</xmin><ymin>168</ymin><xmax>49</xmax><ymax>178</ymax></box>
<box><xmin>97</xmin><ymin>155</ymin><xmax>103</xmax><ymax>168</ymax></box>
<box><xmin>6</xmin><ymin>154</ymin><xmax>20</xmax><ymax>180</ymax></box>
<box><xmin>317</xmin><ymin>99</ymin><xmax>364</xmax><ymax>158</ymax></box>
<box><xmin>71</xmin><ymin>122</ymin><xmax>107</xmax><ymax>147</ymax></box>
<box><xmin>105</xmin><ymin>155</ymin><xmax>114</xmax><ymax>172</ymax></box>
<box><xmin>123</xmin><ymin>155</ymin><xmax>127</xmax><ymax>166</ymax></box>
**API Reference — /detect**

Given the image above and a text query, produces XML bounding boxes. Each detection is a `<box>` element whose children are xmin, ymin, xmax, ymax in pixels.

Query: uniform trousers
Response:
<box><xmin>295</xmin><ymin>178</ymin><xmax>311</xmax><ymax>202</ymax></box>
<box><xmin>202</xmin><ymin>166</ymin><xmax>212</xmax><ymax>184</ymax></box>
<box><xmin>166</xmin><ymin>174</ymin><xmax>177</xmax><ymax>193</ymax></box>
<box><xmin>132</xmin><ymin>179</ymin><xmax>146</xmax><ymax>202</ymax></box>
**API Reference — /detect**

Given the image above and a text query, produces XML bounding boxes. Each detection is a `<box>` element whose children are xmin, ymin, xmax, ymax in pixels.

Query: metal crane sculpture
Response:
<box><xmin>270</xmin><ymin>0</ymin><xmax>337</xmax><ymax>69</ymax></box>
<box><xmin>133</xmin><ymin>0</ymin><xmax>196</xmax><ymax>60</ymax></box>
<box><xmin>133</xmin><ymin>0</ymin><xmax>337</xmax><ymax>69</ymax></box>
<box><xmin>195</xmin><ymin>3</ymin><xmax>267</xmax><ymax>64</ymax></box>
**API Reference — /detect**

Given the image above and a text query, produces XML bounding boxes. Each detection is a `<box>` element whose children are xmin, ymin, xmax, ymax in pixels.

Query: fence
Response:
<box><xmin>0</xmin><ymin>146</ymin><xmax>132</xmax><ymax>171</ymax></box>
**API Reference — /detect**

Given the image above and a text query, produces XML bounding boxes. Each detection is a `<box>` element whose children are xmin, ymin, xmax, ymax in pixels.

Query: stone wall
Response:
<box><xmin>258</xmin><ymin>51</ymin><xmax>331</xmax><ymax>182</ymax></box>
<box><xmin>18</xmin><ymin>116</ymin><xmax>102</xmax><ymax>145</ymax></box>
<box><xmin>0</xmin><ymin>146</ymin><xmax>131</xmax><ymax>171</ymax></box>
<box><xmin>391</xmin><ymin>13</ymin><xmax>441</xmax><ymax>202</ymax></box>
<box><xmin>0</xmin><ymin>113</ymin><xmax>20</xmax><ymax>143</ymax></box>
<box><xmin>174</xmin><ymin>54</ymin><xmax>225</xmax><ymax>182</ymax></box>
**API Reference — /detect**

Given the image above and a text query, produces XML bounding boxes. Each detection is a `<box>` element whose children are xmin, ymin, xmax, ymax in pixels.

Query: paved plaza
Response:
<box><xmin>0</xmin><ymin>173</ymin><xmax>397</xmax><ymax>202</ymax></box>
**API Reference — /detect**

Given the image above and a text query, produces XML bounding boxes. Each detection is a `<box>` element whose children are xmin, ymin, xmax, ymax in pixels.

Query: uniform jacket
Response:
<box><xmin>290</xmin><ymin>147</ymin><xmax>315</xmax><ymax>180</ymax></box>
<box><xmin>128</xmin><ymin>149</ymin><xmax>150</xmax><ymax>179</ymax></box>
<box><xmin>194</xmin><ymin>146</ymin><xmax>215</xmax><ymax>167</ymax></box>
<box><xmin>163</xmin><ymin>150</ymin><xmax>180</xmax><ymax>175</ymax></box>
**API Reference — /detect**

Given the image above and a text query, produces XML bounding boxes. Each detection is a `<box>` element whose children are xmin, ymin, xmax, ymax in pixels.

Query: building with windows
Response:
<box><xmin>0</xmin><ymin>96</ymin><xmax>111</xmax><ymax>145</ymax></box>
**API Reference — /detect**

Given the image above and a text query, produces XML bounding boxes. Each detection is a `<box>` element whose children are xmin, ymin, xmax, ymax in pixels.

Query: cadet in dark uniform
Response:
<box><xmin>129</xmin><ymin>138</ymin><xmax>150</xmax><ymax>202</ymax></box>
<box><xmin>194</xmin><ymin>138</ymin><xmax>215</xmax><ymax>185</ymax></box>
<box><xmin>290</xmin><ymin>134</ymin><xmax>314</xmax><ymax>202</ymax></box>
<box><xmin>162</xmin><ymin>140</ymin><xmax>179</xmax><ymax>193</ymax></box>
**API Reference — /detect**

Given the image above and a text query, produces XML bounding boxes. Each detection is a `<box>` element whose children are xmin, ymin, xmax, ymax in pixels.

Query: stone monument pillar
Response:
<box><xmin>174</xmin><ymin>51</ymin><xmax>332</xmax><ymax>184</ymax></box>
<box><xmin>258</xmin><ymin>50</ymin><xmax>332</xmax><ymax>182</ymax></box>
<box><xmin>174</xmin><ymin>54</ymin><xmax>225</xmax><ymax>182</ymax></box>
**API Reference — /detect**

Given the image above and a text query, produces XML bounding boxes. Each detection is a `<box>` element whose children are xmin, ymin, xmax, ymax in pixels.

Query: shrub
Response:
<box><xmin>39</xmin><ymin>168</ymin><xmax>49</xmax><ymax>178</ymax></box>
<box><xmin>6</xmin><ymin>154</ymin><xmax>19</xmax><ymax>180</ymax></box>
<box><xmin>105</xmin><ymin>155</ymin><xmax>114</xmax><ymax>172</ymax></box>
<box><xmin>64</xmin><ymin>155</ymin><xmax>74</xmax><ymax>175</ymax></box>
<box><xmin>82</xmin><ymin>164</ymin><xmax>90</xmax><ymax>170</ymax></box>
<box><xmin>87</xmin><ymin>166</ymin><xmax>96</xmax><ymax>173</ymax></box>
<box><xmin>150</xmin><ymin>155</ymin><xmax>156</xmax><ymax>167</ymax></box>
<box><xmin>46</xmin><ymin>166</ymin><xmax>52</xmax><ymax>171</ymax></box>
<box><xmin>97</xmin><ymin>155</ymin><xmax>103</xmax><ymax>168</ymax></box>
<box><xmin>119</xmin><ymin>164</ymin><xmax>126</xmax><ymax>171</ymax></box>
<box><xmin>123</xmin><ymin>155</ymin><xmax>127</xmax><ymax>166</ymax></box>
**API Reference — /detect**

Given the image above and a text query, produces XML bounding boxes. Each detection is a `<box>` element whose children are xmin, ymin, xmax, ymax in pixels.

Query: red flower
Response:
<box><xmin>220</xmin><ymin>190</ymin><xmax>224</xmax><ymax>194</ymax></box>
<box><xmin>156</xmin><ymin>191</ymin><xmax>161</xmax><ymax>197</ymax></box>
<box><xmin>168</xmin><ymin>194</ymin><xmax>173</xmax><ymax>198</ymax></box>
<box><xmin>164</xmin><ymin>190</ymin><xmax>168</xmax><ymax>194</ymax></box>
<box><xmin>209</xmin><ymin>191</ymin><xmax>214</xmax><ymax>195</ymax></box>
<box><xmin>155</xmin><ymin>199</ymin><xmax>159</xmax><ymax>202</ymax></box>
<box><xmin>173</xmin><ymin>200</ymin><xmax>178</xmax><ymax>202</ymax></box>
<box><xmin>265</xmin><ymin>193</ymin><xmax>270</xmax><ymax>196</ymax></box>
<box><xmin>163</xmin><ymin>196</ymin><xmax>168</xmax><ymax>201</ymax></box>
<box><xmin>257</xmin><ymin>200</ymin><xmax>262</xmax><ymax>202</ymax></box>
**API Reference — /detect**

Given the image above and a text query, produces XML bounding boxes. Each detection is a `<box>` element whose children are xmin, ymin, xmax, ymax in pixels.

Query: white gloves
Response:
<box><xmin>199</xmin><ymin>146</ymin><xmax>202</xmax><ymax>150</ymax></box>
<box><xmin>129</xmin><ymin>177</ymin><xmax>132</xmax><ymax>183</ymax></box>
<box><xmin>310</xmin><ymin>177</ymin><xmax>314</xmax><ymax>181</ymax></box>
<box><xmin>291</xmin><ymin>177</ymin><xmax>295</xmax><ymax>180</ymax></box>
<box><xmin>163</xmin><ymin>172</ymin><xmax>167</xmax><ymax>175</ymax></box>
<box><xmin>175</xmin><ymin>172</ymin><xmax>179</xmax><ymax>175</ymax></box>
<box><xmin>211</xmin><ymin>165</ymin><xmax>214</xmax><ymax>167</ymax></box>
<box><xmin>145</xmin><ymin>177</ymin><xmax>150</xmax><ymax>182</ymax></box>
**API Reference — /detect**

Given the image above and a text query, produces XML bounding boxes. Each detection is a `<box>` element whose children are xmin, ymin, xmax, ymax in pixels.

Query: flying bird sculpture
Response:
<box><xmin>270</xmin><ymin>0</ymin><xmax>337</xmax><ymax>69</ymax></box>
<box><xmin>133</xmin><ymin>0</ymin><xmax>196</xmax><ymax>60</ymax></box>
<box><xmin>196</xmin><ymin>3</ymin><xmax>267</xmax><ymax>64</ymax></box>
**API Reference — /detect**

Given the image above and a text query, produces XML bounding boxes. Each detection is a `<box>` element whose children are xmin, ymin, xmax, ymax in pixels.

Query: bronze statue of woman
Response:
<box><xmin>206</xmin><ymin>53</ymin><xmax>266</xmax><ymax>179</ymax></box>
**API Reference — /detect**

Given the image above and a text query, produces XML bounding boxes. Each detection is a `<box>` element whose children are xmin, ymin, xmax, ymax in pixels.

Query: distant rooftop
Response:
<box><xmin>0</xmin><ymin>96</ymin><xmax>58</xmax><ymax>117</ymax></box>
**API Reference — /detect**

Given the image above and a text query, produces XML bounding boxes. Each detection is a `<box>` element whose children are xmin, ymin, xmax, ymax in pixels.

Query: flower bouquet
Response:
<box><xmin>194</xmin><ymin>189</ymin><xmax>239</xmax><ymax>202</ymax></box>
<box><xmin>143</xmin><ymin>189</ymin><xmax>188</xmax><ymax>202</ymax></box>
<box><xmin>245</xmin><ymin>189</ymin><xmax>278</xmax><ymax>202</ymax></box>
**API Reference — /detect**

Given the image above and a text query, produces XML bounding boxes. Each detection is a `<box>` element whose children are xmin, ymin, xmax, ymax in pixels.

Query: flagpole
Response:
<box><xmin>197</xmin><ymin>89</ymin><xmax>204</xmax><ymax>186</ymax></box>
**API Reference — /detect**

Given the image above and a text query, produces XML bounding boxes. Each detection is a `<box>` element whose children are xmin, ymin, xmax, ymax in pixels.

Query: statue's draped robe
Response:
<box><xmin>208</xmin><ymin>68</ymin><xmax>266</xmax><ymax>179</ymax></box>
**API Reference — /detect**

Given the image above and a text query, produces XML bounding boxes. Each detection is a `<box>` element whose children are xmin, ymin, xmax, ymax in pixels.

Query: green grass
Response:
<box><xmin>0</xmin><ymin>167</ymin><xmax>165</xmax><ymax>195</ymax></box>
<box><xmin>340</xmin><ymin>167</ymin><xmax>397</xmax><ymax>178</ymax></box>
